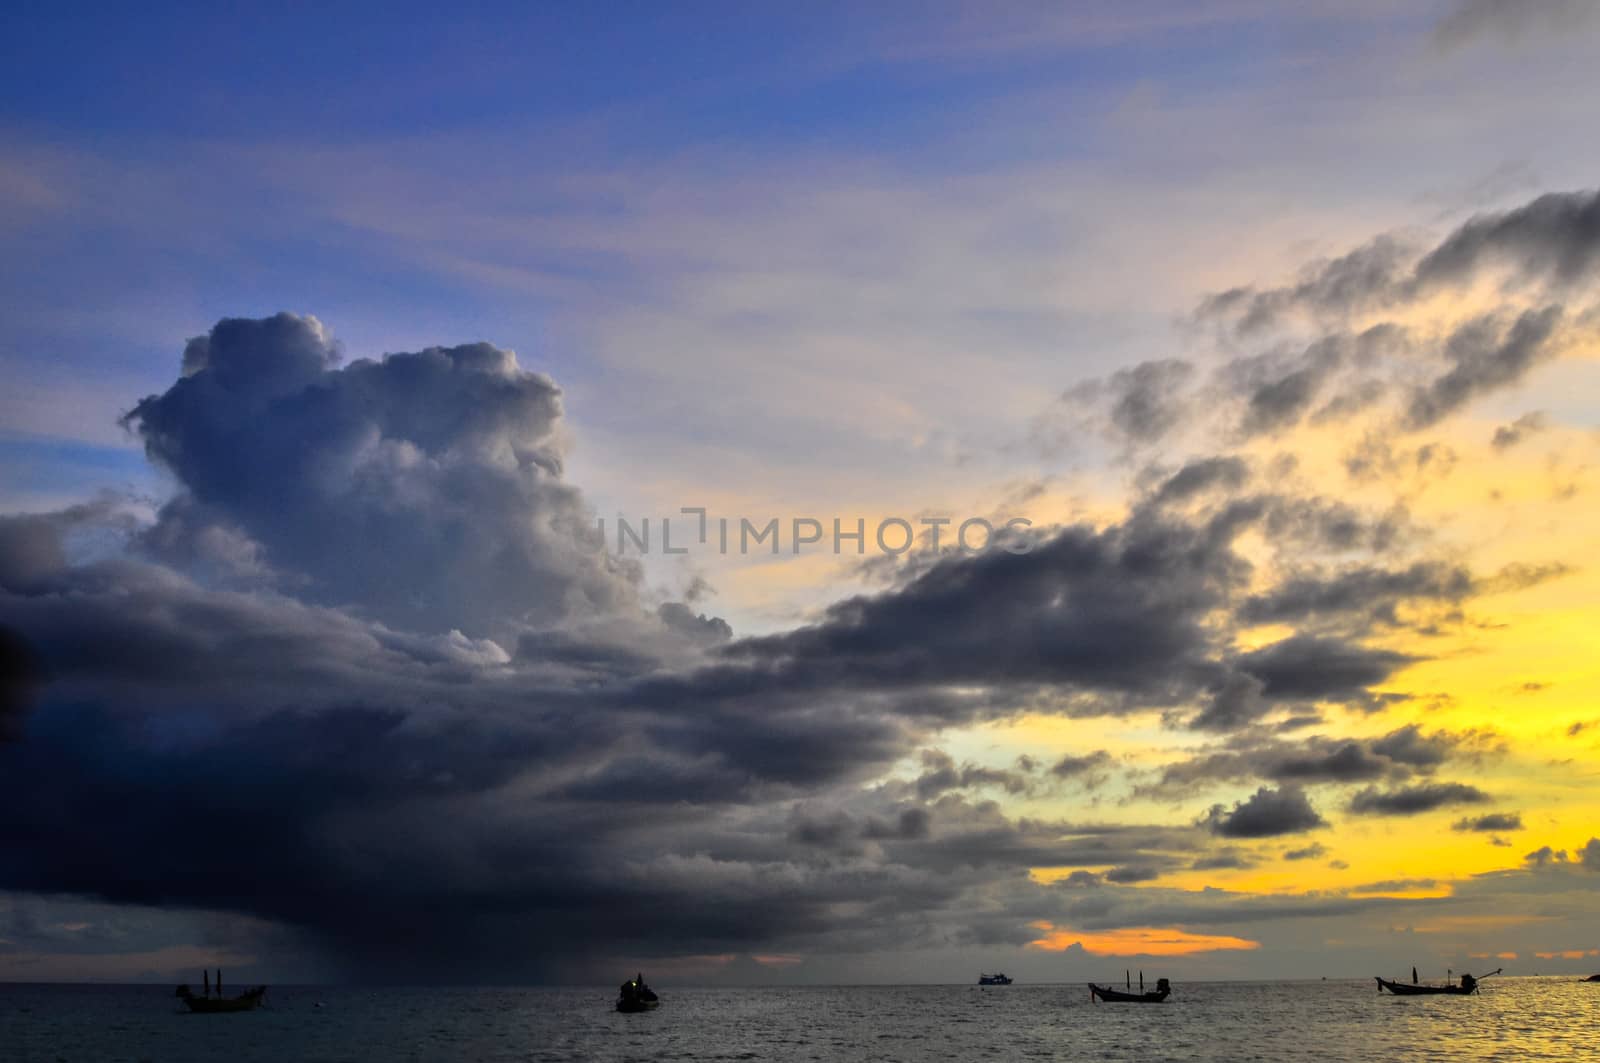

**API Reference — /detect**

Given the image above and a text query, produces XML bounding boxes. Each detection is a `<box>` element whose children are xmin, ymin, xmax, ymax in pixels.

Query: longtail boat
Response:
<box><xmin>176</xmin><ymin>985</ymin><xmax>267</xmax><ymax>1012</ymax></box>
<box><xmin>1089</xmin><ymin>973</ymin><xmax>1170</xmax><ymax>1002</ymax></box>
<box><xmin>1376</xmin><ymin>968</ymin><xmax>1499</xmax><ymax>996</ymax></box>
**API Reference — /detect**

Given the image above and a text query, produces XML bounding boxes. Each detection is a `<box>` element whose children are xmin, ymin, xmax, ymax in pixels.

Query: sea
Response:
<box><xmin>4</xmin><ymin>978</ymin><xmax>1597</xmax><ymax>1062</ymax></box>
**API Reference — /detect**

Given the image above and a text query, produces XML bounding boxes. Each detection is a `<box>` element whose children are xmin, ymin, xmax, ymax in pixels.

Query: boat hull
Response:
<box><xmin>1375</xmin><ymin>977</ymin><xmax>1472</xmax><ymax>996</ymax></box>
<box><xmin>1089</xmin><ymin>984</ymin><xmax>1169</xmax><ymax>1003</ymax></box>
<box><xmin>180</xmin><ymin>988</ymin><xmax>266</xmax><ymax>1013</ymax></box>
<box><xmin>616</xmin><ymin>999</ymin><xmax>660</xmax><ymax>1012</ymax></box>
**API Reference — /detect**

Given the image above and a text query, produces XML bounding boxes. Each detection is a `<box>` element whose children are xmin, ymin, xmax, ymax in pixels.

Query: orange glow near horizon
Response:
<box><xmin>753</xmin><ymin>954</ymin><xmax>804</xmax><ymax>967</ymax></box>
<box><xmin>1026</xmin><ymin>921</ymin><xmax>1260</xmax><ymax>956</ymax></box>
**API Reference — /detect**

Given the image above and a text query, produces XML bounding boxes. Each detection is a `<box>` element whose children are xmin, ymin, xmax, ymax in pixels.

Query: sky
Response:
<box><xmin>1</xmin><ymin>0</ymin><xmax>1598</xmax><ymax>985</ymax></box>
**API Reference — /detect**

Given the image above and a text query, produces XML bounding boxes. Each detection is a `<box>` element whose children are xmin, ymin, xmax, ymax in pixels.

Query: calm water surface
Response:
<box><xmin>5</xmin><ymin>978</ymin><xmax>1597</xmax><ymax>1062</ymax></box>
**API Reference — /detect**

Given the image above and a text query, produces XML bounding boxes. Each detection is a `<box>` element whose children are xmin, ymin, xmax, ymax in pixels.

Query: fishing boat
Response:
<box><xmin>1375</xmin><ymin>968</ymin><xmax>1499</xmax><ymax>996</ymax></box>
<box><xmin>616</xmin><ymin>973</ymin><xmax>659</xmax><ymax>1012</ymax></box>
<box><xmin>174</xmin><ymin>969</ymin><xmax>266</xmax><ymax>1013</ymax></box>
<box><xmin>977</xmin><ymin>972</ymin><xmax>1013</xmax><ymax>985</ymax></box>
<box><xmin>176</xmin><ymin>985</ymin><xmax>267</xmax><ymax>1013</ymax></box>
<box><xmin>1089</xmin><ymin>973</ymin><xmax>1170</xmax><ymax>1002</ymax></box>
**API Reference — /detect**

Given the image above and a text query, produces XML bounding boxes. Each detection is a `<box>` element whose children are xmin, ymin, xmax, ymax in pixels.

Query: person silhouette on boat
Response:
<box><xmin>1460</xmin><ymin>973</ymin><xmax>1477</xmax><ymax>993</ymax></box>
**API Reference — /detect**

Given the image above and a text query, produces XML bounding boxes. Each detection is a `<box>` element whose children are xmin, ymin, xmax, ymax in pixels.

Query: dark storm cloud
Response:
<box><xmin>3</xmin><ymin>303</ymin><xmax>1584</xmax><ymax>978</ymax></box>
<box><xmin>713</xmin><ymin>490</ymin><xmax>1422</xmax><ymax>742</ymax></box>
<box><xmin>1203</xmin><ymin>786</ymin><xmax>1326</xmax><ymax>838</ymax></box>
<box><xmin>1453</xmin><ymin>812</ymin><xmax>1523</xmax><ymax>832</ymax></box>
<box><xmin>720</xmin><ymin>501</ymin><xmax>1246</xmax><ymax>702</ymax></box>
<box><xmin>0</xmin><ymin>318</ymin><xmax>944</xmax><ymax>977</ymax></box>
<box><xmin>122</xmin><ymin>313</ymin><xmax>637</xmax><ymax>641</ymax></box>
<box><xmin>0</xmin><ymin>383</ymin><xmax>1256</xmax><ymax>979</ymax></box>
<box><xmin>1347</xmin><ymin>782</ymin><xmax>1491</xmax><ymax>816</ymax></box>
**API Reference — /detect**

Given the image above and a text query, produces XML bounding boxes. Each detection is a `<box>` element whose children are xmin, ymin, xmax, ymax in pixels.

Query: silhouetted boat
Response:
<box><xmin>1090</xmin><ymin>976</ymin><xmax>1170</xmax><ymax>1002</ymax></box>
<box><xmin>176</xmin><ymin>986</ymin><xmax>266</xmax><ymax>1013</ymax></box>
<box><xmin>977</xmin><ymin>972</ymin><xmax>1013</xmax><ymax>985</ymax></box>
<box><xmin>1376</xmin><ymin>968</ymin><xmax>1499</xmax><ymax>995</ymax></box>
<box><xmin>1585</xmin><ymin>974</ymin><xmax>1600</xmax><ymax>982</ymax></box>
<box><xmin>616</xmin><ymin>973</ymin><xmax>659</xmax><ymax>1012</ymax></box>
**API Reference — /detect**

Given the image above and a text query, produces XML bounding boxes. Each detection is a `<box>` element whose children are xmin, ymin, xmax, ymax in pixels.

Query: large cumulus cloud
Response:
<box><xmin>123</xmin><ymin>313</ymin><xmax>636</xmax><ymax>640</ymax></box>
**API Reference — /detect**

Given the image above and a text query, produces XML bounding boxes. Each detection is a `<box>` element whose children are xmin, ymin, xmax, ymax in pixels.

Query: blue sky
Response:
<box><xmin>7</xmin><ymin>1</ymin><xmax>1600</xmax><ymax>616</ymax></box>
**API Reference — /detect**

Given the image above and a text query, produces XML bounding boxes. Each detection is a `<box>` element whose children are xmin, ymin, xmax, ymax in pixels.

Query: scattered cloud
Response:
<box><xmin>1453</xmin><ymin>812</ymin><xmax>1524</xmax><ymax>832</ymax></box>
<box><xmin>1348</xmin><ymin>782</ymin><xmax>1491</xmax><ymax>816</ymax></box>
<box><xmin>1203</xmin><ymin>786</ymin><xmax>1327</xmax><ymax>838</ymax></box>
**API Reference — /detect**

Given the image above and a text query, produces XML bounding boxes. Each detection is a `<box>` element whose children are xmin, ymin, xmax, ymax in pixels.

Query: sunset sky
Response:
<box><xmin>2</xmin><ymin>1</ymin><xmax>1598</xmax><ymax>984</ymax></box>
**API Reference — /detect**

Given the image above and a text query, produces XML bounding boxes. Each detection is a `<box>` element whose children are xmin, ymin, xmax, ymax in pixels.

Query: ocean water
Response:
<box><xmin>4</xmin><ymin>978</ymin><xmax>1597</xmax><ymax>1062</ymax></box>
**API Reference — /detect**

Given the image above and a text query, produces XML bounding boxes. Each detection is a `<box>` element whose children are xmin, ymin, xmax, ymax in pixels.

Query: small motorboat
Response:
<box><xmin>1375</xmin><ymin>968</ymin><xmax>1499</xmax><ymax>996</ymax></box>
<box><xmin>1089</xmin><ymin>975</ymin><xmax>1170</xmax><ymax>1003</ymax></box>
<box><xmin>616</xmin><ymin>973</ymin><xmax>659</xmax><ymax>1012</ymax></box>
<box><xmin>977</xmin><ymin>972</ymin><xmax>1013</xmax><ymax>985</ymax></box>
